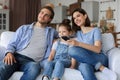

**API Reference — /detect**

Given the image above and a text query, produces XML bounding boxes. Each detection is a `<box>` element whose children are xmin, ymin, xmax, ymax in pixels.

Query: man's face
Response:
<box><xmin>38</xmin><ymin>8</ymin><xmax>52</xmax><ymax>24</ymax></box>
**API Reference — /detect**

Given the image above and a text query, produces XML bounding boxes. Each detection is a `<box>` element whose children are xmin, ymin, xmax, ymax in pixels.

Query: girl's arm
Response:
<box><xmin>70</xmin><ymin>58</ymin><xmax>76</xmax><ymax>69</ymax></box>
<box><xmin>78</xmin><ymin>40</ymin><xmax>101</xmax><ymax>53</ymax></box>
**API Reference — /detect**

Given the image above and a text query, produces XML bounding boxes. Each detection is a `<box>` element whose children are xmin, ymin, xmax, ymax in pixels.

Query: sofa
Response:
<box><xmin>0</xmin><ymin>31</ymin><xmax>120</xmax><ymax>80</ymax></box>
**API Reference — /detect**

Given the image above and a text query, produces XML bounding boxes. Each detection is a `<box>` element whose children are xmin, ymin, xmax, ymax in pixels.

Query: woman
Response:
<box><xmin>67</xmin><ymin>8</ymin><xmax>117</xmax><ymax>80</ymax></box>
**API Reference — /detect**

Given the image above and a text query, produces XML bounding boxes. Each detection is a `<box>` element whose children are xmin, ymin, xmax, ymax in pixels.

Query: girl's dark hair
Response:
<box><xmin>58</xmin><ymin>19</ymin><xmax>72</xmax><ymax>32</ymax></box>
<box><xmin>71</xmin><ymin>8</ymin><xmax>91</xmax><ymax>32</ymax></box>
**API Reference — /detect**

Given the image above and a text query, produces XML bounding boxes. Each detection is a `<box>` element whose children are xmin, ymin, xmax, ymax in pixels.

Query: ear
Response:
<box><xmin>48</xmin><ymin>18</ymin><xmax>52</xmax><ymax>23</ymax></box>
<box><xmin>69</xmin><ymin>31</ymin><xmax>73</xmax><ymax>36</ymax></box>
<box><xmin>84</xmin><ymin>14</ymin><xmax>88</xmax><ymax>19</ymax></box>
<box><xmin>49</xmin><ymin>18</ymin><xmax>52</xmax><ymax>22</ymax></box>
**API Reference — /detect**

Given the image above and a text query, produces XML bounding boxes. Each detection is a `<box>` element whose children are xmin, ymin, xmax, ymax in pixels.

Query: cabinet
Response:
<box><xmin>69</xmin><ymin>2</ymin><xmax>81</xmax><ymax>15</ymax></box>
<box><xmin>51</xmin><ymin>6</ymin><xmax>67</xmax><ymax>23</ymax></box>
<box><xmin>81</xmin><ymin>1</ymin><xmax>99</xmax><ymax>22</ymax></box>
<box><xmin>0</xmin><ymin>9</ymin><xmax>9</xmax><ymax>34</ymax></box>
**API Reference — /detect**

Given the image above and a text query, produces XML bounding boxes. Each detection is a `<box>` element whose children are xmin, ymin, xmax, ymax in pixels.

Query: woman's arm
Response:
<box><xmin>68</xmin><ymin>39</ymin><xmax>102</xmax><ymax>53</ymax></box>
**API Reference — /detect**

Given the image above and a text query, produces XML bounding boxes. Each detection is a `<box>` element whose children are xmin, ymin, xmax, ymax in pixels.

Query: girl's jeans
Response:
<box><xmin>43</xmin><ymin>59</ymin><xmax>71</xmax><ymax>79</ymax></box>
<box><xmin>68</xmin><ymin>46</ymin><xmax>108</xmax><ymax>80</ymax></box>
<box><xmin>0</xmin><ymin>53</ymin><xmax>44</xmax><ymax>80</ymax></box>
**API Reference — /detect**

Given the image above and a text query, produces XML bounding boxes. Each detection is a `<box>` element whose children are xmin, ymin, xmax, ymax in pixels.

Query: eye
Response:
<box><xmin>45</xmin><ymin>14</ymin><xmax>51</xmax><ymax>18</ymax></box>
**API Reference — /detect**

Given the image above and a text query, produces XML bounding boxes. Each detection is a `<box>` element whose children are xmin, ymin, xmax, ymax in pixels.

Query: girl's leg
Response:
<box><xmin>78</xmin><ymin>63</ymin><xmax>97</xmax><ymax>80</ymax></box>
<box><xmin>42</xmin><ymin>61</ymin><xmax>54</xmax><ymax>78</ymax></box>
<box><xmin>52</xmin><ymin>60</ymin><xmax>70</xmax><ymax>80</ymax></box>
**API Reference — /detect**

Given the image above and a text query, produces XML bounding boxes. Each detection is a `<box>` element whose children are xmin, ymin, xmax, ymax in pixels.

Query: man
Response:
<box><xmin>0</xmin><ymin>6</ymin><xmax>58</xmax><ymax>80</ymax></box>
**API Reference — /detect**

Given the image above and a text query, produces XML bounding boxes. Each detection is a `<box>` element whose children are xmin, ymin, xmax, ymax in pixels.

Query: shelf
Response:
<box><xmin>100</xmin><ymin>9</ymin><xmax>115</xmax><ymax>12</ymax></box>
<box><xmin>106</xmin><ymin>19</ymin><xmax>116</xmax><ymax>20</ymax></box>
<box><xmin>0</xmin><ymin>9</ymin><xmax>9</xmax><ymax>34</ymax></box>
<box><xmin>100</xmin><ymin>0</ymin><xmax>115</xmax><ymax>3</ymax></box>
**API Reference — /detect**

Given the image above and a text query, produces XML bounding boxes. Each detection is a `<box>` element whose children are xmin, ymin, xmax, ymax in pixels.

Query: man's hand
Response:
<box><xmin>3</xmin><ymin>52</ymin><xmax>16</xmax><ymax>65</ymax></box>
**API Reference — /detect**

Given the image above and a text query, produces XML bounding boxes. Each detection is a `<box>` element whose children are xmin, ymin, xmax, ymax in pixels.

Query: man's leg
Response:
<box><xmin>0</xmin><ymin>61</ymin><xmax>18</xmax><ymax>80</ymax></box>
<box><xmin>20</xmin><ymin>62</ymin><xmax>41</xmax><ymax>80</ymax></box>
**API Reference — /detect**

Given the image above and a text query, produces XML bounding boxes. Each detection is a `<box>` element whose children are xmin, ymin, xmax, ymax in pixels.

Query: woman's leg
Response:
<box><xmin>69</xmin><ymin>46</ymin><xmax>117</xmax><ymax>80</ymax></box>
<box><xmin>68</xmin><ymin>46</ymin><xmax>107</xmax><ymax>70</ymax></box>
<box><xmin>78</xmin><ymin>63</ymin><xmax>97</xmax><ymax>80</ymax></box>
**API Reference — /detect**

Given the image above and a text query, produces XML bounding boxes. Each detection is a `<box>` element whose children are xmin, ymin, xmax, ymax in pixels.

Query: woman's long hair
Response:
<box><xmin>71</xmin><ymin>8</ymin><xmax>91</xmax><ymax>32</ymax></box>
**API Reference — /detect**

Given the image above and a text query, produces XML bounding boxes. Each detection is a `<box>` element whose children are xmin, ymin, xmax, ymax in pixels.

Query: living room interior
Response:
<box><xmin>0</xmin><ymin>0</ymin><xmax>120</xmax><ymax>80</ymax></box>
<box><xmin>0</xmin><ymin>0</ymin><xmax>120</xmax><ymax>47</ymax></box>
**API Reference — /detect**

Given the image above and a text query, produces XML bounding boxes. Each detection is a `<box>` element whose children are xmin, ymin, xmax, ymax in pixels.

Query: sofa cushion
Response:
<box><xmin>0</xmin><ymin>31</ymin><xmax>15</xmax><ymax>48</ymax></box>
<box><xmin>9</xmin><ymin>68</ymin><xmax>110</xmax><ymax>80</ymax></box>
<box><xmin>101</xmin><ymin>33</ymin><xmax>115</xmax><ymax>54</ymax></box>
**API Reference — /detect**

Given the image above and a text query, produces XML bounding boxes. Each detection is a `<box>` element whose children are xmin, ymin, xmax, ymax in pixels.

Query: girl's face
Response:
<box><xmin>73</xmin><ymin>11</ymin><xmax>87</xmax><ymax>27</ymax></box>
<box><xmin>58</xmin><ymin>26</ymin><xmax>71</xmax><ymax>37</ymax></box>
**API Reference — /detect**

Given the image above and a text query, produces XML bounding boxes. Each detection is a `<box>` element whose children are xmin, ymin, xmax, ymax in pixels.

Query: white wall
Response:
<box><xmin>99</xmin><ymin>0</ymin><xmax>117</xmax><ymax>32</ymax></box>
<box><xmin>41</xmin><ymin>0</ymin><xmax>101</xmax><ymax>7</ymax></box>
<box><xmin>41</xmin><ymin>0</ymin><xmax>77</xmax><ymax>7</ymax></box>
<box><xmin>0</xmin><ymin>0</ymin><xmax>9</xmax><ymax>9</ymax></box>
<box><xmin>116</xmin><ymin>0</ymin><xmax>120</xmax><ymax>32</ymax></box>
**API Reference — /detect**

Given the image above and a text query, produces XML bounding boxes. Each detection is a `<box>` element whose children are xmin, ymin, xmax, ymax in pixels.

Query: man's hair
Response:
<box><xmin>41</xmin><ymin>6</ymin><xmax>54</xmax><ymax>19</ymax></box>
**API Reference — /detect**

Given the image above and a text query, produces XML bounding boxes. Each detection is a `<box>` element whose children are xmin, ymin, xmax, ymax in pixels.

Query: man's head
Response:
<box><xmin>37</xmin><ymin>6</ymin><xmax>54</xmax><ymax>24</ymax></box>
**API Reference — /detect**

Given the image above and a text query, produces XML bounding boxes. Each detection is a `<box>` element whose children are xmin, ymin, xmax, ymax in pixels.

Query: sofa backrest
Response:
<box><xmin>0</xmin><ymin>31</ymin><xmax>115</xmax><ymax>54</ymax></box>
<box><xmin>0</xmin><ymin>31</ymin><xmax>15</xmax><ymax>48</ymax></box>
<box><xmin>101</xmin><ymin>33</ymin><xmax>115</xmax><ymax>54</ymax></box>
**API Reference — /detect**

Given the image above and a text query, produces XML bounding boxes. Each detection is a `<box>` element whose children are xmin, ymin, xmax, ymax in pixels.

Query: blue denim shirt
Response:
<box><xmin>6</xmin><ymin>22</ymin><xmax>58</xmax><ymax>61</ymax></box>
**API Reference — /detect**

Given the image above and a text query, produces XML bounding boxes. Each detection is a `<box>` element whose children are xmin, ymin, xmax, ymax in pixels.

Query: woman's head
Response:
<box><xmin>71</xmin><ymin>8</ymin><xmax>91</xmax><ymax>32</ymax></box>
<box><xmin>58</xmin><ymin>19</ymin><xmax>72</xmax><ymax>37</ymax></box>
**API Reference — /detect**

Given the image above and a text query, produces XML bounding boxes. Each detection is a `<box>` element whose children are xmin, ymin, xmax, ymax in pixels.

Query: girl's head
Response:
<box><xmin>71</xmin><ymin>8</ymin><xmax>91</xmax><ymax>32</ymax></box>
<box><xmin>58</xmin><ymin>19</ymin><xmax>72</xmax><ymax>37</ymax></box>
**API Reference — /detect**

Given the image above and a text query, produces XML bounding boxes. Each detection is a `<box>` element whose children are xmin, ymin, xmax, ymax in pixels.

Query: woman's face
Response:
<box><xmin>73</xmin><ymin>11</ymin><xmax>87</xmax><ymax>27</ymax></box>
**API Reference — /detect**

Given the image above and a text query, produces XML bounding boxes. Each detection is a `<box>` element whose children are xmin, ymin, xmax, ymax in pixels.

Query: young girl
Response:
<box><xmin>67</xmin><ymin>8</ymin><xmax>117</xmax><ymax>80</ymax></box>
<box><xmin>42</xmin><ymin>19</ymin><xmax>76</xmax><ymax>80</ymax></box>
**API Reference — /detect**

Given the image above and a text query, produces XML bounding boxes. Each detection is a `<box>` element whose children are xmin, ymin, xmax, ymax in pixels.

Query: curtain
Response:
<box><xmin>9</xmin><ymin>0</ymin><xmax>41</xmax><ymax>31</ymax></box>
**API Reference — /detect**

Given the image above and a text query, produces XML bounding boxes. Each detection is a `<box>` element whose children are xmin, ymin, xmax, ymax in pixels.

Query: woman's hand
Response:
<box><xmin>67</xmin><ymin>39</ymin><xmax>80</xmax><ymax>46</ymax></box>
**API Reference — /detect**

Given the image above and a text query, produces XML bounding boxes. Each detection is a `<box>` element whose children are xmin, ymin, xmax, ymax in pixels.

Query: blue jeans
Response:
<box><xmin>68</xmin><ymin>46</ymin><xmax>108</xmax><ymax>80</ymax></box>
<box><xmin>43</xmin><ymin>59</ymin><xmax>71</xmax><ymax>79</ymax></box>
<box><xmin>0</xmin><ymin>53</ymin><xmax>44</xmax><ymax>80</ymax></box>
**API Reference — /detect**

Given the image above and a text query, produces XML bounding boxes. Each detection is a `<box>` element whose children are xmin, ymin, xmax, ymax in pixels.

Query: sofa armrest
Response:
<box><xmin>107</xmin><ymin>48</ymin><xmax>120</xmax><ymax>80</ymax></box>
<box><xmin>0</xmin><ymin>46</ymin><xmax>6</xmax><ymax>61</ymax></box>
